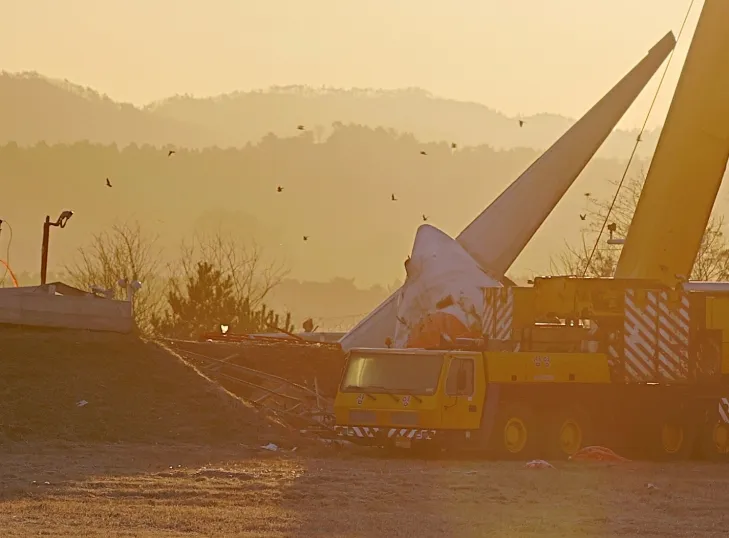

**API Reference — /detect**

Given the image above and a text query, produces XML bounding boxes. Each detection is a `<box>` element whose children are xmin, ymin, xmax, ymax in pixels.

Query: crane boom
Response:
<box><xmin>615</xmin><ymin>0</ymin><xmax>729</xmax><ymax>285</ymax></box>
<box><xmin>457</xmin><ymin>32</ymin><xmax>676</xmax><ymax>275</ymax></box>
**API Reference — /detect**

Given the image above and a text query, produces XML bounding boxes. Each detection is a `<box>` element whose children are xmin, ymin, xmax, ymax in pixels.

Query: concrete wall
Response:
<box><xmin>0</xmin><ymin>289</ymin><xmax>133</xmax><ymax>333</ymax></box>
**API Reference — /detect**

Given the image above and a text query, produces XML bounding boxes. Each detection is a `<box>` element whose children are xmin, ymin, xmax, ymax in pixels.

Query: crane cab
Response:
<box><xmin>333</xmin><ymin>347</ymin><xmax>487</xmax><ymax>448</ymax></box>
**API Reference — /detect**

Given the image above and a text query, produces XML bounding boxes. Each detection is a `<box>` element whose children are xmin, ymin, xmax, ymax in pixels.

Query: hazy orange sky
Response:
<box><xmin>3</xmin><ymin>0</ymin><xmax>700</xmax><ymax>129</ymax></box>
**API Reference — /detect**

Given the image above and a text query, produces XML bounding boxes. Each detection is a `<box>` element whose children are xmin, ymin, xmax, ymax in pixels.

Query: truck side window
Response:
<box><xmin>446</xmin><ymin>358</ymin><xmax>474</xmax><ymax>396</ymax></box>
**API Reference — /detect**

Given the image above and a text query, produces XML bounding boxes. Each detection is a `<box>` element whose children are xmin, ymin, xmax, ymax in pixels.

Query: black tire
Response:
<box><xmin>645</xmin><ymin>409</ymin><xmax>697</xmax><ymax>461</ymax></box>
<box><xmin>489</xmin><ymin>401</ymin><xmax>539</xmax><ymax>460</ymax></box>
<box><xmin>698</xmin><ymin>401</ymin><xmax>729</xmax><ymax>462</ymax></box>
<box><xmin>543</xmin><ymin>406</ymin><xmax>592</xmax><ymax>460</ymax></box>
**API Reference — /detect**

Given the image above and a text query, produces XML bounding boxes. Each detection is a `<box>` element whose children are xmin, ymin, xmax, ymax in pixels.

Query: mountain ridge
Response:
<box><xmin>1</xmin><ymin>71</ymin><xmax>660</xmax><ymax>158</ymax></box>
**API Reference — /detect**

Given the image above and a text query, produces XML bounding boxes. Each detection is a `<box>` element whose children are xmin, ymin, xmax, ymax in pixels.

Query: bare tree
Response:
<box><xmin>168</xmin><ymin>227</ymin><xmax>289</xmax><ymax>315</ymax></box>
<box><xmin>64</xmin><ymin>221</ymin><xmax>164</xmax><ymax>333</ymax></box>
<box><xmin>553</xmin><ymin>172</ymin><xmax>729</xmax><ymax>281</ymax></box>
<box><xmin>691</xmin><ymin>216</ymin><xmax>729</xmax><ymax>280</ymax></box>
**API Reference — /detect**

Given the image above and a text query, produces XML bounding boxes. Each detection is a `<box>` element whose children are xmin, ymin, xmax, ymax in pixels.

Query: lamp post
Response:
<box><xmin>40</xmin><ymin>210</ymin><xmax>73</xmax><ymax>285</ymax></box>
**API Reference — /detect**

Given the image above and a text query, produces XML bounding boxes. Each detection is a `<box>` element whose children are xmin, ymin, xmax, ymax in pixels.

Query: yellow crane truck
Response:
<box><xmin>334</xmin><ymin>0</ymin><xmax>729</xmax><ymax>461</ymax></box>
<box><xmin>333</xmin><ymin>276</ymin><xmax>729</xmax><ymax>461</ymax></box>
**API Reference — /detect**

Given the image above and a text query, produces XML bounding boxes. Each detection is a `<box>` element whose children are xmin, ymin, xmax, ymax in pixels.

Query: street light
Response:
<box><xmin>40</xmin><ymin>210</ymin><xmax>73</xmax><ymax>285</ymax></box>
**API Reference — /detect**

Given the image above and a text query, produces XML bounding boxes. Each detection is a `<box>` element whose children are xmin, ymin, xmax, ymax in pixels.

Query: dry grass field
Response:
<box><xmin>2</xmin><ymin>443</ymin><xmax>729</xmax><ymax>537</ymax></box>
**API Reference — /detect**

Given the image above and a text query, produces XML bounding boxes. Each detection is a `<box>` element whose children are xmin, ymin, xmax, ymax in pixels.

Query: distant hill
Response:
<box><xmin>148</xmin><ymin>86</ymin><xmax>661</xmax><ymax>159</ymax></box>
<box><xmin>1</xmin><ymin>72</ymin><xmax>660</xmax><ymax>159</ymax></box>
<box><xmin>0</xmin><ymin>72</ymin><xmax>209</xmax><ymax>147</ymax></box>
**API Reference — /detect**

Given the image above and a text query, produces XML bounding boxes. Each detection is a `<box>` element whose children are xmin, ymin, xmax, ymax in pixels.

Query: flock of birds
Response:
<box><xmin>283</xmin><ymin>122</ymin><xmax>531</xmax><ymax>242</ymax></box>
<box><xmin>99</xmin><ymin>119</ymin><xmax>599</xmax><ymax>245</ymax></box>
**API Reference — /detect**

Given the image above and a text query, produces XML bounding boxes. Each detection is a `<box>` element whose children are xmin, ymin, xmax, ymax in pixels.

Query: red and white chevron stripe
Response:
<box><xmin>483</xmin><ymin>288</ymin><xmax>513</xmax><ymax>342</ymax></box>
<box><xmin>622</xmin><ymin>289</ymin><xmax>690</xmax><ymax>382</ymax></box>
<box><xmin>334</xmin><ymin>426</ymin><xmax>436</xmax><ymax>440</ymax></box>
<box><xmin>719</xmin><ymin>398</ymin><xmax>729</xmax><ymax>424</ymax></box>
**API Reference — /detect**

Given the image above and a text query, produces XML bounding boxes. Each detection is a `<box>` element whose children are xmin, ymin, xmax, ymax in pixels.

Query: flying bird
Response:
<box><xmin>420</xmin><ymin>150</ymin><xmax>427</xmax><ymax>156</ymax></box>
<box><xmin>297</xmin><ymin>125</ymin><xmax>305</xmax><ymax>131</ymax></box>
<box><xmin>579</xmin><ymin>214</ymin><xmax>586</xmax><ymax>221</ymax></box>
<box><xmin>277</xmin><ymin>186</ymin><xmax>284</xmax><ymax>192</ymax></box>
<box><xmin>422</xmin><ymin>214</ymin><xmax>428</xmax><ymax>221</ymax></box>
<box><xmin>584</xmin><ymin>192</ymin><xmax>591</xmax><ymax>197</ymax></box>
<box><xmin>168</xmin><ymin>150</ymin><xmax>176</xmax><ymax>157</ymax></box>
<box><xmin>391</xmin><ymin>194</ymin><xmax>397</xmax><ymax>201</ymax></box>
<box><xmin>451</xmin><ymin>142</ymin><xmax>457</xmax><ymax>149</ymax></box>
<box><xmin>519</xmin><ymin>120</ymin><xmax>525</xmax><ymax>127</ymax></box>
<box><xmin>105</xmin><ymin>178</ymin><xmax>112</xmax><ymax>188</ymax></box>
<box><xmin>303</xmin><ymin>235</ymin><xmax>309</xmax><ymax>241</ymax></box>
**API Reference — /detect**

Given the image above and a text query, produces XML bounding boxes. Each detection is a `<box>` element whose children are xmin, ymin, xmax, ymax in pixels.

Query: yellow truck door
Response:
<box><xmin>439</xmin><ymin>354</ymin><xmax>486</xmax><ymax>430</ymax></box>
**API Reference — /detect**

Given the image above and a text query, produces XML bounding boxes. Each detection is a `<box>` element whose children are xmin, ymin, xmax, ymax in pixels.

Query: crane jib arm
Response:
<box><xmin>616</xmin><ymin>0</ymin><xmax>729</xmax><ymax>285</ymax></box>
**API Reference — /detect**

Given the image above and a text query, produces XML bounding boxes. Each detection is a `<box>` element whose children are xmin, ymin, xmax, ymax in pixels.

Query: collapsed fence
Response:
<box><xmin>168</xmin><ymin>340</ymin><xmax>344</xmax><ymax>441</ymax></box>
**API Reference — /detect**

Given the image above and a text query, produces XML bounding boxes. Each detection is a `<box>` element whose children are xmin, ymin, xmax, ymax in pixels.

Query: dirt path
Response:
<box><xmin>2</xmin><ymin>444</ymin><xmax>729</xmax><ymax>537</ymax></box>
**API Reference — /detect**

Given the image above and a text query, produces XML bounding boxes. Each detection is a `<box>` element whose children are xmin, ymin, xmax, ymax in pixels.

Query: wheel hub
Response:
<box><xmin>559</xmin><ymin>419</ymin><xmax>582</xmax><ymax>455</ymax></box>
<box><xmin>504</xmin><ymin>417</ymin><xmax>527</xmax><ymax>453</ymax></box>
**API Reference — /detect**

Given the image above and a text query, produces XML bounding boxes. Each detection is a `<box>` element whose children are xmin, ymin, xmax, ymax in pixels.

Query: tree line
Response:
<box><xmin>62</xmin><ymin>221</ymin><xmax>294</xmax><ymax>338</ymax></box>
<box><xmin>0</xmin><ymin>123</ymin><xmax>646</xmax><ymax>288</ymax></box>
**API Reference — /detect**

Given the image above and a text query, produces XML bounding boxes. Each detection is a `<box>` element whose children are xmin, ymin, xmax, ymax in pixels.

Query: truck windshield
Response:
<box><xmin>341</xmin><ymin>352</ymin><xmax>443</xmax><ymax>395</ymax></box>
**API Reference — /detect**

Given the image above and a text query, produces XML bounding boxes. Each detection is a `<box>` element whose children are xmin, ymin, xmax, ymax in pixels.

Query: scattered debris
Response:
<box><xmin>569</xmin><ymin>446</ymin><xmax>629</xmax><ymax>463</ymax></box>
<box><xmin>525</xmin><ymin>459</ymin><xmax>555</xmax><ymax>469</ymax></box>
<box><xmin>261</xmin><ymin>443</ymin><xmax>279</xmax><ymax>452</ymax></box>
<box><xmin>166</xmin><ymin>338</ymin><xmax>344</xmax><ymax>398</ymax></box>
<box><xmin>193</xmin><ymin>468</ymin><xmax>255</xmax><ymax>481</ymax></box>
<box><xmin>76</xmin><ymin>400</ymin><xmax>88</xmax><ymax>407</ymax></box>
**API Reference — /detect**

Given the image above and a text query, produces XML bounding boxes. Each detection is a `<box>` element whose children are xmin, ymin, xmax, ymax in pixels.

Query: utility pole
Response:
<box><xmin>40</xmin><ymin>216</ymin><xmax>51</xmax><ymax>285</ymax></box>
<box><xmin>40</xmin><ymin>211</ymin><xmax>74</xmax><ymax>285</ymax></box>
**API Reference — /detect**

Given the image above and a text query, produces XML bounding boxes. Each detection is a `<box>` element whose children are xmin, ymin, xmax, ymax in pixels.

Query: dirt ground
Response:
<box><xmin>2</xmin><ymin>443</ymin><xmax>729</xmax><ymax>538</ymax></box>
<box><xmin>3</xmin><ymin>328</ymin><xmax>729</xmax><ymax>536</ymax></box>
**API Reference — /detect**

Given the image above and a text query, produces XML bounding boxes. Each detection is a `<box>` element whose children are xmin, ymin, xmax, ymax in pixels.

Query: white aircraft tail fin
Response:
<box><xmin>339</xmin><ymin>31</ymin><xmax>676</xmax><ymax>351</ymax></box>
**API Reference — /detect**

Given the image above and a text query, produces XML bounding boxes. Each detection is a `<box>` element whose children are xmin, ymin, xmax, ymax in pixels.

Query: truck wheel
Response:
<box><xmin>699</xmin><ymin>404</ymin><xmax>729</xmax><ymax>461</ymax></box>
<box><xmin>490</xmin><ymin>401</ymin><xmax>538</xmax><ymax>460</ymax></box>
<box><xmin>544</xmin><ymin>406</ymin><xmax>591</xmax><ymax>460</ymax></box>
<box><xmin>647</xmin><ymin>411</ymin><xmax>696</xmax><ymax>461</ymax></box>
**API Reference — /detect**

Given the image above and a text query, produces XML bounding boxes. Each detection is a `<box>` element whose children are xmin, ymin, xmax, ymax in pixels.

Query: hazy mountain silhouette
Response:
<box><xmin>0</xmin><ymin>72</ymin><xmax>210</xmax><ymax>147</ymax></box>
<box><xmin>6</xmin><ymin>71</ymin><xmax>729</xmax><ymax>328</ymax></box>
<box><xmin>1</xmin><ymin>72</ymin><xmax>660</xmax><ymax>158</ymax></box>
